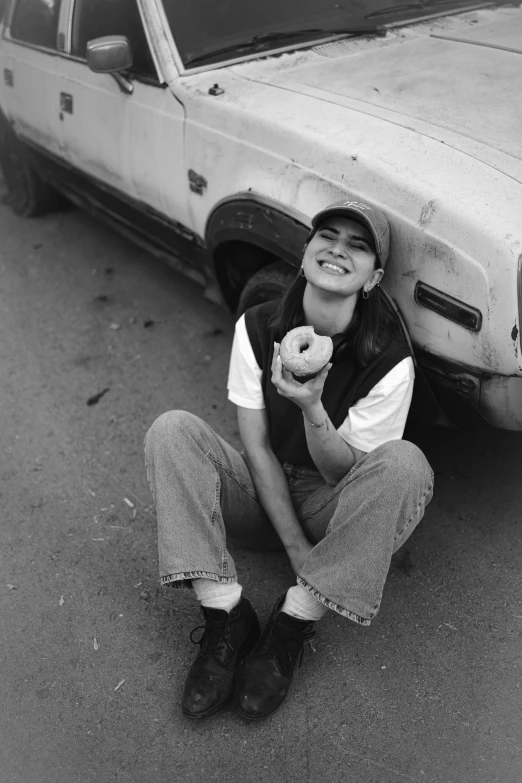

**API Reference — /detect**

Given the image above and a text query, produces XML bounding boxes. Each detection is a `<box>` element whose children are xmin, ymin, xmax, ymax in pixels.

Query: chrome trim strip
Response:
<box><xmin>57</xmin><ymin>0</ymin><xmax>73</xmax><ymax>53</ymax></box>
<box><xmin>430</xmin><ymin>32</ymin><xmax>522</xmax><ymax>55</ymax></box>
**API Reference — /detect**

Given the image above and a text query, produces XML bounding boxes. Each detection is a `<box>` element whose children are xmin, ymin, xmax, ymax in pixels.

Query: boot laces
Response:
<box><xmin>189</xmin><ymin>618</ymin><xmax>232</xmax><ymax>663</ymax></box>
<box><xmin>258</xmin><ymin>620</ymin><xmax>316</xmax><ymax>668</ymax></box>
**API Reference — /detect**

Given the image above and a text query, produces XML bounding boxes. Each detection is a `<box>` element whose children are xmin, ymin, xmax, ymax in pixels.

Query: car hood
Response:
<box><xmin>232</xmin><ymin>7</ymin><xmax>522</xmax><ymax>179</ymax></box>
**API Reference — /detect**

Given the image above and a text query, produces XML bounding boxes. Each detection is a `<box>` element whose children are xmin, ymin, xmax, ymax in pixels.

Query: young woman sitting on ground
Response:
<box><xmin>144</xmin><ymin>198</ymin><xmax>434</xmax><ymax>721</ymax></box>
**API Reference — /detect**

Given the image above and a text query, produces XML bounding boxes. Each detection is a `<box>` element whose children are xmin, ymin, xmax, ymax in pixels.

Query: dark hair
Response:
<box><xmin>269</xmin><ymin>244</ymin><xmax>394</xmax><ymax>367</ymax></box>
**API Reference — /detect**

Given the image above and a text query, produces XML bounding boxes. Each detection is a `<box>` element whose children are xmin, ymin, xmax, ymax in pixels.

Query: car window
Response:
<box><xmin>10</xmin><ymin>0</ymin><xmax>61</xmax><ymax>49</ymax></box>
<box><xmin>71</xmin><ymin>0</ymin><xmax>158</xmax><ymax>82</ymax></box>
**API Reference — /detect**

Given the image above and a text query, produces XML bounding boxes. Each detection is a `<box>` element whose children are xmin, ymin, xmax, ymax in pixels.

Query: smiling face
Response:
<box><xmin>301</xmin><ymin>216</ymin><xmax>384</xmax><ymax>297</ymax></box>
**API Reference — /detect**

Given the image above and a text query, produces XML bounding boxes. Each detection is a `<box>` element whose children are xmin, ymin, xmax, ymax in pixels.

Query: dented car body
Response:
<box><xmin>0</xmin><ymin>0</ymin><xmax>521</xmax><ymax>428</ymax></box>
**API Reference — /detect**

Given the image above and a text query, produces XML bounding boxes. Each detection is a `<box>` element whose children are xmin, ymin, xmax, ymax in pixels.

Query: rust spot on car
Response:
<box><xmin>261</xmin><ymin>209</ymin><xmax>274</xmax><ymax>224</ymax></box>
<box><xmin>236</xmin><ymin>211</ymin><xmax>253</xmax><ymax>228</ymax></box>
<box><xmin>188</xmin><ymin>169</ymin><xmax>207</xmax><ymax>195</ymax></box>
<box><xmin>419</xmin><ymin>200</ymin><xmax>436</xmax><ymax>230</ymax></box>
<box><xmin>512</xmin><ymin>323</ymin><xmax>519</xmax><ymax>343</ymax></box>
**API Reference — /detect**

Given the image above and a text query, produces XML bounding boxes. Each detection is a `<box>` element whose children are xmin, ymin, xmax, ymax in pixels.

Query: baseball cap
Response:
<box><xmin>311</xmin><ymin>199</ymin><xmax>390</xmax><ymax>267</ymax></box>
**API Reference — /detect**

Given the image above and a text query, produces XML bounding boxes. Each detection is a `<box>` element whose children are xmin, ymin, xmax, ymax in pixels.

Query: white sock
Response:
<box><xmin>282</xmin><ymin>584</ymin><xmax>328</xmax><ymax>622</ymax></box>
<box><xmin>192</xmin><ymin>578</ymin><xmax>242</xmax><ymax>613</ymax></box>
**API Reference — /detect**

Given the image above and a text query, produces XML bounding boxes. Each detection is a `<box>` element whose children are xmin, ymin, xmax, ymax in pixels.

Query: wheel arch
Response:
<box><xmin>205</xmin><ymin>192</ymin><xmax>310</xmax><ymax>311</ymax></box>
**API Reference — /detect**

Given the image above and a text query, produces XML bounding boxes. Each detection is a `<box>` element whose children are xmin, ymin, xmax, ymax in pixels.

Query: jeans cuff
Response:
<box><xmin>160</xmin><ymin>571</ymin><xmax>238</xmax><ymax>589</ymax></box>
<box><xmin>297</xmin><ymin>576</ymin><xmax>373</xmax><ymax>626</ymax></box>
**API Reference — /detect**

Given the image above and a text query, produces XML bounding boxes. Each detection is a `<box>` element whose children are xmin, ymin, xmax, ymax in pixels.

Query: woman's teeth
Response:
<box><xmin>320</xmin><ymin>261</ymin><xmax>347</xmax><ymax>275</ymax></box>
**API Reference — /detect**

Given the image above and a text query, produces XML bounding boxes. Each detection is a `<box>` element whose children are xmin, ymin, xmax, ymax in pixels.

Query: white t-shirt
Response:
<box><xmin>227</xmin><ymin>315</ymin><xmax>414</xmax><ymax>454</ymax></box>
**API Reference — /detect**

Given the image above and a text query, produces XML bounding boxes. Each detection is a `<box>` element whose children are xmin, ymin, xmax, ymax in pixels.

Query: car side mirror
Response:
<box><xmin>86</xmin><ymin>35</ymin><xmax>133</xmax><ymax>74</ymax></box>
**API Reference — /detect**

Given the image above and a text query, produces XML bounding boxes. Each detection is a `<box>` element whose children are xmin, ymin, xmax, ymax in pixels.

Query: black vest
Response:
<box><xmin>244</xmin><ymin>299</ymin><xmax>412</xmax><ymax>468</ymax></box>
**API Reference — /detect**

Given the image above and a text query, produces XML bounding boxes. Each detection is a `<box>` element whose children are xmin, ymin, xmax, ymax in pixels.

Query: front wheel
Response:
<box><xmin>236</xmin><ymin>260</ymin><xmax>297</xmax><ymax>316</ymax></box>
<box><xmin>0</xmin><ymin>121</ymin><xmax>61</xmax><ymax>217</ymax></box>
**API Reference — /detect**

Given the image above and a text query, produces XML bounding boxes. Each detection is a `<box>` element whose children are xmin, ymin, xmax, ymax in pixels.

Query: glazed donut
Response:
<box><xmin>279</xmin><ymin>326</ymin><xmax>333</xmax><ymax>382</ymax></box>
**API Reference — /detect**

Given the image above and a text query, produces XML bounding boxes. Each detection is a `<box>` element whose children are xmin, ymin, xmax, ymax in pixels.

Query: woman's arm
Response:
<box><xmin>301</xmin><ymin>399</ymin><xmax>367</xmax><ymax>485</ymax></box>
<box><xmin>237</xmin><ymin>406</ymin><xmax>313</xmax><ymax>572</ymax></box>
<box><xmin>271</xmin><ymin>345</ymin><xmax>366</xmax><ymax>485</ymax></box>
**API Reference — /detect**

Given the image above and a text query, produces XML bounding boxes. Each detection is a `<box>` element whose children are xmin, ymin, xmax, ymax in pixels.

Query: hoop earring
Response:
<box><xmin>362</xmin><ymin>288</ymin><xmax>370</xmax><ymax>300</ymax></box>
<box><xmin>299</xmin><ymin>267</ymin><xmax>306</xmax><ymax>278</ymax></box>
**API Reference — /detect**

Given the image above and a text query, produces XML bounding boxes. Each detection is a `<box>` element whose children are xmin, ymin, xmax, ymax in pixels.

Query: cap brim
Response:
<box><xmin>312</xmin><ymin>206</ymin><xmax>381</xmax><ymax>259</ymax></box>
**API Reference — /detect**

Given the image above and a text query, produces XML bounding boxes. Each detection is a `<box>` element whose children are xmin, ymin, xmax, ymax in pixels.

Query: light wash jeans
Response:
<box><xmin>144</xmin><ymin>410</ymin><xmax>434</xmax><ymax>626</ymax></box>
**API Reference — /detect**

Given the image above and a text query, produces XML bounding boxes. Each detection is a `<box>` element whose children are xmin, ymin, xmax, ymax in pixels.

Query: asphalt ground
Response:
<box><xmin>0</xmin><ymin>187</ymin><xmax>521</xmax><ymax>783</ymax></box>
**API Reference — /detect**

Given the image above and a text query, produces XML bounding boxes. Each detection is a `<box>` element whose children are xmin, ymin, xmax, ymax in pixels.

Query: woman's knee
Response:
<box><xmin>372</xmin><ymin>439</ymin><xmax>432</xmax><ymax>486</ymax></box>
<box><xmin>145</xmin><ymin>410</ymin><xmax>204</xmax><ymax>452</ymax></box>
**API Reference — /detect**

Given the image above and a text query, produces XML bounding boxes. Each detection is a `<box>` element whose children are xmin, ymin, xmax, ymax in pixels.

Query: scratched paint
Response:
<box><xmin>419</xmin><ymin>200</ymin><xmax>436</xmax><ymax>230</ymax></box>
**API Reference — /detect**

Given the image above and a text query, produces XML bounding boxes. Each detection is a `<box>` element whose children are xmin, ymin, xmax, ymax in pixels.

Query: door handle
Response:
<box><xmin>60</xmin><ymin>93</ymin><xmax>73</xmax><ymax>114</ymax></box>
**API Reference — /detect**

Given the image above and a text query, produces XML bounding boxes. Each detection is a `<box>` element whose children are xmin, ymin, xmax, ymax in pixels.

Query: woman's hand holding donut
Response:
<box><xmin>271</xmin><ymin>342</ymin><xmax>331</xmax><ymax>413</ymax></box>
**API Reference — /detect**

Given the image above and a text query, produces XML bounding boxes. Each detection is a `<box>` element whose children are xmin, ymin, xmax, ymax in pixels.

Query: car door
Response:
<box><xmin>57</xmin><ymin>0</ymin><xmax>145</xmax><ymax>198</ymax></box>
<box><xmin>58</xmin><ymin>0</ymin><xmax>190</xmax><ymax>234</ymax></box>
<box><xmin>0</xmin><ymin>0</ymin><xmax>64</xmax><ymax>160</ymax></box>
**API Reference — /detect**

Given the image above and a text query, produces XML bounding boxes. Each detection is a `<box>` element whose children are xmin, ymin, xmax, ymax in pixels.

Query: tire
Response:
<box><xmin>0</xmin><ymin>121</ymin><xmax>62</xmax><ymax>217</ymax></box>
<box><xmin>237</xmin><ymin>260</ymin><xmax>297</xmax><ymax>316</ymax></box>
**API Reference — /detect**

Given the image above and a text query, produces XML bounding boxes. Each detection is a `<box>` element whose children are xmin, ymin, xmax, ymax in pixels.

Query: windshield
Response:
<box><xmin>161</xmin><ymin>0</ymin><xmax>486</xmax><ymax>68</ymax></box>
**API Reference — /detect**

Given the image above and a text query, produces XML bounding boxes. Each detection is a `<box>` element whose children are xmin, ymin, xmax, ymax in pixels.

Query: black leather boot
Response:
<box><xmin>234</xmin><ymin>594</ymin><xmax>316</xmax><ymax>721</ymax></box>
<box><xmin>182</xmin><ymin>596</ymin><xmax>260</xmax><ymax>719</ymax></box>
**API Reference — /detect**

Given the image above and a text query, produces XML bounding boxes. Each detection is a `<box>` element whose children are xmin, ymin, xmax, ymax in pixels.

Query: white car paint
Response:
<box><xmin>177</xmin><ymin>11</ymin><xmax>522</xmax><ymax>375</ymax></box>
